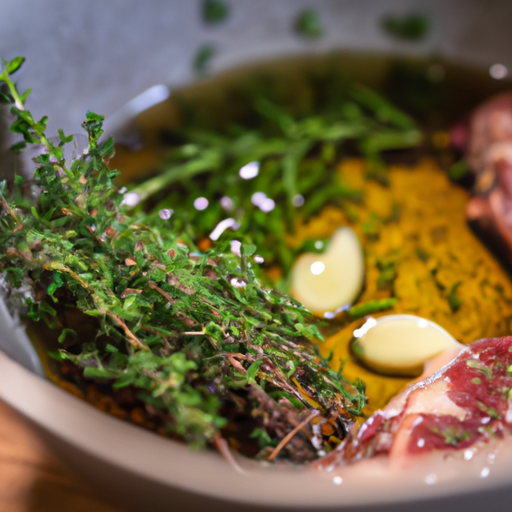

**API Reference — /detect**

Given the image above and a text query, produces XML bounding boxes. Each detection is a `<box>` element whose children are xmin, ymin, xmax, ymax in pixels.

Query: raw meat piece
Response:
<box><xmin>334</xmin><ymin>337</ymin><xmax>512</xmax><ymax>464</ymax></box>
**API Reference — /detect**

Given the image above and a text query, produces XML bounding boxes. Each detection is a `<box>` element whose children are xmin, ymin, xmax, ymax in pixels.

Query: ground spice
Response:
<box><xmin>289</xmin><ymin>158</ymin><xmax>512</xmax><ymax>416</ymax></box>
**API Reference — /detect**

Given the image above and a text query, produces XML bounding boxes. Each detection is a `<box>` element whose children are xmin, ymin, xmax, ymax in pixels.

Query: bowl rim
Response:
<box><xmin>1</xmin><ymin>349</ymin><xmax>512</xmax><ymax>509</ymax></box>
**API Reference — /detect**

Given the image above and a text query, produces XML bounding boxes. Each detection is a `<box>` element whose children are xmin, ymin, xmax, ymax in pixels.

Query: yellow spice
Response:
<box><xmin>288</xmin><ymin>157</ymin><xmax>512</xmax><ymax>415</ymax></box>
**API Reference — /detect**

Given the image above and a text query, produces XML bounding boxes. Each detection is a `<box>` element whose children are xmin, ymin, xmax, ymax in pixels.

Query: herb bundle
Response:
<box><xmin>0</xmin><ymin>58</ymin><xmax>367</xmax><ymax>462</ymax></box>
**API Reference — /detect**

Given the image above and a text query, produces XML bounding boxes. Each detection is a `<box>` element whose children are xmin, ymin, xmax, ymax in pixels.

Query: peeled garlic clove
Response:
<box><xmin>289</xmin><ymin>227</ymin><xmax>364</xmax><ymax>317</ymax></box>
<box><xmin>352</xmin><ymin>314</ymin><xmax>460</xmax><ymax>377</ymax></box>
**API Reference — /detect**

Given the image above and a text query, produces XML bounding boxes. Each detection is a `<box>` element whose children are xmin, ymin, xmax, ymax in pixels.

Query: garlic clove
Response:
<box><xmin>289</xmin><ymin>227</ymin><xmax>365</xmax><ymax>317</ymax></box>
<box><xmin>352</xmin><ymin>314</ymin><xmax>460</xmax><ymax>377</ymax></box>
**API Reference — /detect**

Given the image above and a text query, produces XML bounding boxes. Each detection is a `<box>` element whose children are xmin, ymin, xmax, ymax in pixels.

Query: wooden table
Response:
<box><xmin>0</xmin><ymin>399</ymin><xmax>125</xmax><ymax>512</ymax></box>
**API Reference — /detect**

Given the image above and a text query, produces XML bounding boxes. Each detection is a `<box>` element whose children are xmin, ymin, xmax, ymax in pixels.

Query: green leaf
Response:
<box><xmin>48</xmin><ymin>350</ymin><xmax>69</xmax><ymax>362</ymax></box>
<box><xmin>381</xmin><ymin>14</ymin><xmax>431</xmax><ymax>41</ymax></box>
<box><xmin>85</xmin><ymin>111</ymin><xmax>104</xmax><ymax>123</ymax></box>
<box><xmin>113</xmin><ymin>372</ymin><xmax>135</xmax><ymax>389</ymax></box>
<box><xmin>100</xmin><ymin>136</ymin><xmax>115</xmax><ymax>157</ymax></box>
<box><xmin>449</xmin><ymin>161</ymin><xmax>470</xmax><ymax>181</ymax></box>
<box><xmin>249</xmin><ymin>427</ymin><xmax>273</xmax><ymax>447</ymax></box>
<box><xmin>83</xmin><ymin>366</ymin><xmax>115</xmax><ymax>379</ymax></box>
<box><xmin>247</xmin><ymin>360</ymin><xmax>263</xmax><ymax>384</ymax></box>
<box><xmin>348</xmin><ymin>298</ymin><xmax>397</xmax><ymax>320</ymax></box>
<box><xmin>58</xmin><ymin>128</ymin><xmax>74</xmax><ymax>144</ymax></box>
<box><xmin>9</xmin><ymin>141</ymin><xmax>26</xmax><ymax>152</ymax></box>
<box><xmin>57</xmin><ymin>328</ymin><xmax>77</xmax><ymax>344</ymax></box>
<box><xmin>193</xmin><ymin>45</ymin><xmax>215</xmax><ymax>75</ymax></box>
<box><xmin>150</xmin><ymin>267</ymin><xmax>166</xmax><ymax>282</ymax></box>
<box><xmin>7</xmin><ymin>56</ymin><xmax>25</xmax><ymax>75</ymax></box>
<box><xmin>123</xmin><ymin>295</ymin><xmax>137</xmax><ymax>309</ymax></box>
<box><xmin>295</xmin><ymin>10</ymin><xmax>323</xmax><ymax>39</ymax></box>
<box><xmin>203</xmin><ymin>0</ymin><xmax>229</xmax><ymax>24</ymax></box>
<box><xmin>204</xmin><ymin>321</ymin><xmax>223</xmax><ymax>342</ymax></box>
<box><xmin>38</xmin><ymin>301</ymin><xmax>57</xmax><ymax>317</ymax></box>
<box><xmin>37</xmin><ymin>116</ymin><xmax>48</xmax><ymax>131</ymax></box>
<box><xmin>448</xmin><ymin>282</ymin><xmax>462</xmax><ymax>312</ymax></box>
<box><xmin>351</xmin><ymin>85</ymin><xmax>416</xmax><ymax>130</ymax></box>
<box><xmin>19</xmin><ymin>88</ymin><xmax>31</xmax><ymax>103</ymax></box>
<box><xmin>83</xmin><ymin>111</ymin><xmax>105</xmax><ymax>146</ymax></box>
<box><xmin>47</xmin><ymin>282</ymin><xmax>60</xmax><ymax>298</ymax></box>
<box><xmin>241</xmin><ymin>244</ymin><xmax>256</xmax><ymax>258</ymax></box>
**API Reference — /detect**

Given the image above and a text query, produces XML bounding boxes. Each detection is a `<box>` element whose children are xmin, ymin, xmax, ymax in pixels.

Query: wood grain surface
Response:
<box><xmin>0</xmin><ymin>398</ymin><xmax>125</xmax><ymax>512</ymax></box>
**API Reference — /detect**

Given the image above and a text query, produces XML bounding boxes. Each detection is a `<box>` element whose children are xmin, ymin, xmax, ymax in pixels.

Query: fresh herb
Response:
<box><xmin>347</xmin><ymin>298</ymin><xmax>397</xmax><ymax>320</ymax></box>
<box><xmin>448</xmin><ymin>161</ymin><xmax>470</xmax><ymax>181</ymax></box>
<box><xmin>294</xmin><ymin>10</ymin><xmax>324</xmax><ymax>39</ymax></box>
<box><xmin>466</xmin><ymin>359</ymin><xmax>493</xmax><ymax>380</ymax></box>
<box><xmin>0</xmin><ymin>57</ymin><xmax>367</xmax><ymax>462</ymax></box>
<box><xmin>130</xmin><ymin>84</ymin><xmax>421</xmax><ymax>278</ymax></box>
<box><xmin>475</xmin><ymin>401</ymin><xmax>501</xmax><ymax>420</ymax></box>
<box><xmin>377</xmin><ymin>266</ymin><xmax>397</xmax><ymax>289</ymax></box>
<box><xmin>203</xmin><ymin>0</ymin><xmax>229</xmax><ymax>24</ymax></box>
<box><xmin>376</xmin><ymin>251</ymin><xmax>400</xmax><ymax>290</ymax></box>
<box><xmin>381</xmin><ymin>14</ymin><xmax>431</xmax><ymax>42</ymax></box>
<box><xmin>362</xmin><ymin>212</ymin><xmax>382</xmax><ymax>238</ymax></box>
<box><xmin>415</xmin><ymin>247</ymin><xmax>430</xmax><ymax>262</ymax></box>
<box><xmin>430</xmin><ymin>425</ymin><xmax>470</xmax><ymax>446</ymax></box>
<box><xmin>448</xmin><ymin>282</ymin><xmax>462</xmax><ymax>312</ymax></box>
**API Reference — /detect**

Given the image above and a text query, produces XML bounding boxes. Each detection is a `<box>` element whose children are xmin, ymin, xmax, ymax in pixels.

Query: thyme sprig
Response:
<box><xmin>0</xmin><ymin>57</ymin><xmax>366</xmax><ymax>461</ymax></box>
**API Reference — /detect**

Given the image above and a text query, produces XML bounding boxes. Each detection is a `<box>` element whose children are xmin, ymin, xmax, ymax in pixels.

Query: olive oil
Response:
<box><xmin>112</xmin><ymin>51</ymin><xmax>512</xmax><ymax>184</ymax></box>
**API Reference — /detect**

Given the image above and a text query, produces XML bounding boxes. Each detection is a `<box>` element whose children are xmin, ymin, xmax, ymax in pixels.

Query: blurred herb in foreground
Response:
<box><xmin>0</xmin><ymin>57</ymin><xmax>367</xmax><ymax>462</ymax></box>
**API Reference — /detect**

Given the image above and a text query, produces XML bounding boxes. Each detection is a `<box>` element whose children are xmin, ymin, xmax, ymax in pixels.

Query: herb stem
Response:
<box><xmin>104</xmin><ymin>310</ymin><xmax>147</xmax><ymax>351</ymax></box>
<box><xmin>147</xmin><ymin>281</ymin><xmax>175</xmax><ymax>304</ymax></box>
<box><xmin>131</xmin><ymin>152</ymin><xmax>221</xmax><ymax>203</ymax></box>
<box><xmin>213</xmin><ymin>435</ymin><xmax>247</xmax><ymax>474</ymax></box>
<box><xmin>1</xmin><ymin>64</ymin><xmax>74</xmax><ymax>182</ymax></box>
<box><xmin>267</xmin><ymin>410</ymin><xmax>320</xmax><ymax>461</ymax></box>
<box><xmin>348</xmin><ymin>298</ymin><xmax>397</xmax><ymax>320</ymax></box>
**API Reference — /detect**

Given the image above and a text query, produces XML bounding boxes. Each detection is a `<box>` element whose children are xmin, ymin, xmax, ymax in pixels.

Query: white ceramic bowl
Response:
<box><xmin>2</xmin><ymin>1</ymin><xmax>512</xmax><ymax>510</ymax></box>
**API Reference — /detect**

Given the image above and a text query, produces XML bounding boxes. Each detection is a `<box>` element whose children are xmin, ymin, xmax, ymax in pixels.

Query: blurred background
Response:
<box><xmin>1</xmin><ymin>0</ymin><xmax>512</xmax><ymax>137</ymax></box>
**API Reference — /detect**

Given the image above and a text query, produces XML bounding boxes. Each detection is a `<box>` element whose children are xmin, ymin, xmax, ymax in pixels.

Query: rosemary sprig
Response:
<box><xmin>129</xmin><ymin>83</ymin><xmax>422</xmax><ymax>278</ymax></box>
<box><xmin>0</xmin><ymin>57</ymin><xmax>366</xmax><ymax>461</ymax></box>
